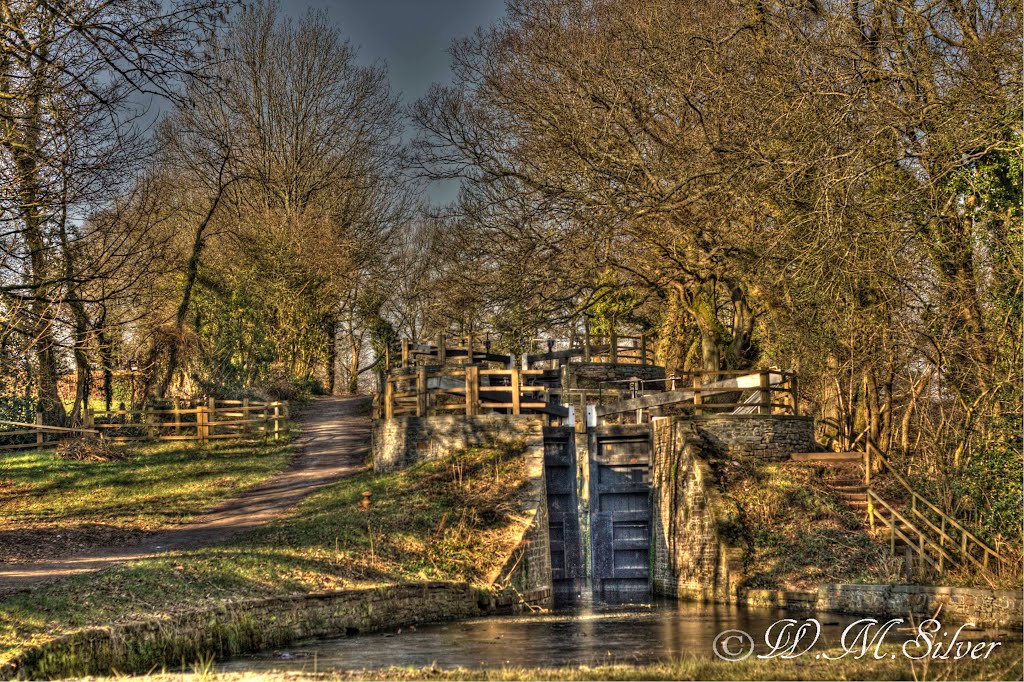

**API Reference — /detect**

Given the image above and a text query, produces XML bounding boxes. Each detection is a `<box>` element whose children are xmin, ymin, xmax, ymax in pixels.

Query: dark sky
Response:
<box><xmin>282</xmin><ymin>0</ymin><xmax>509</xmax><ymax>204</ymax></box>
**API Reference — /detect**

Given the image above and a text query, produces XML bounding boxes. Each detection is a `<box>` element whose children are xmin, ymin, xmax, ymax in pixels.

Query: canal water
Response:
<box><xmin>218</xmin><ymin>601</ymin><xmax>1010</xmax><ymax>674</ymax></box>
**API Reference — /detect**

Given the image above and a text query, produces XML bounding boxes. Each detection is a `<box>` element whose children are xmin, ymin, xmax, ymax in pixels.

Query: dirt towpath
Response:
<box><xmin>0</xmin><ymin>395</ymin><xmax>370</xmax><ymax>595</ymax></box>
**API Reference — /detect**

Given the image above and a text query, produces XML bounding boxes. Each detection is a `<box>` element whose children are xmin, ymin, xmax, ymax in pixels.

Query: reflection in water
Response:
<box><xmin>218</xmin><ymin>601</ymin><xmax>1009</xmax><ymax>673</ymax></box>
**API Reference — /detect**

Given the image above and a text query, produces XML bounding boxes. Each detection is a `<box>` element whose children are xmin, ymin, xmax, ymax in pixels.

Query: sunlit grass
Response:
<box><xmin>0</xmin><ymin>445</ymin><xmax>532</xmax><ymax>666</ymax></box>
<box><xmin>0</xmin><ymin>439</ymin><xmax>292</xmax><ymax>531</ymax></box>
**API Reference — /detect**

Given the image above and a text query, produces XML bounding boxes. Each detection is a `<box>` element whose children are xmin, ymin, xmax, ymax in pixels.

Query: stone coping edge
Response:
<box><xmin>708</xmin><ymin>584</ymin><xmax>1022</xmax><ymax>629</ymax></box>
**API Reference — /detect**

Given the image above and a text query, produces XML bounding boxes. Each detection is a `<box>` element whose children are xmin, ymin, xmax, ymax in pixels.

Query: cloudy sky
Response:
<box><xmin>282</xmin><ymin>0</ymin><xmax>509</xmax><ymax>203</ymax></box>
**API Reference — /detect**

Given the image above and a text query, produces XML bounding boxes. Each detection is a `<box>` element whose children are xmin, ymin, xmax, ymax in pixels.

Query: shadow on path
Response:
<box><xmin>0</xmin><ymin>395</ymin><xmax>370</xmax><ymax>595</ymax></box>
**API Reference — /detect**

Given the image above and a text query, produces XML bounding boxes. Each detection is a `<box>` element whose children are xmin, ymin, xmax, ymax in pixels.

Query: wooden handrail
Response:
<box><xmin>866</xmin><ymin>441</ymin><xmax>1008</xmax><ymax>570</ymax></box>
<box><xmin>867</xmin><ymin>490</ymin><xmax>958</xmax><ymax>567</ymax></box>
<box><xmin>382</xmin><ymin>364</ymin><xmax>566</xmax><ymax>419</ymax></box>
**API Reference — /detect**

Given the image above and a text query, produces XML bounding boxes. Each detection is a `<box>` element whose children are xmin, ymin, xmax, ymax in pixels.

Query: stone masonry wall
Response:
<box><xmin>817</xmin><ymin>584</ymin><xmax>1023</xmax><ymax>629</ymax></box>
<box><xmin>372</xmin><ymin>414</ymin><xmax>544</xmax><ymax>472</ymax></box>
<box><xmin>691</xmin><ymin>414</ymin><xmax>813</xmax><ymax>461</ymax></box>
<box><xmin>3</xmin><ymin>582</ymin><xmax>485</xmax><ymax>679</ymax></box>
<box><xmin>491</xmin><ymin>481</ymin><xmax>553</xmax><ymax>610</ymax></box>
<box><xmin>564</xmin><ymin>363</ymin><xmax>666</xmax><ymax>389</ymax></box>
<box><xmin>650</xmin><ymin>417</ymin><xmax>743</xmax><ymax>603</ymax></box>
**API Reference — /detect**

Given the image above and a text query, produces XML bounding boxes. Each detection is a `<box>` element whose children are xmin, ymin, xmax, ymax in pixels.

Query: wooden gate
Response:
<box><xmin>589</xmin><ymin>426</ymin><xmax>652</xmax><ymax>603</ymax></box>
<box><xmin>543</xmin><ymin>427</ymin><xmax>584</xmax><ymax>605</ymax></box>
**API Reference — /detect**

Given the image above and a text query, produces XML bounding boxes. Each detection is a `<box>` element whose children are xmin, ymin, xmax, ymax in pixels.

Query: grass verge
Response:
<box><xmin>0</xmin><ymin>444</ymin><xmax>532</xmax><ymax>665</ymax></box>
<box><xmin>0</xmin><ymin>439</ymin><xmax>293</xmax><ymax>562</ymax></box>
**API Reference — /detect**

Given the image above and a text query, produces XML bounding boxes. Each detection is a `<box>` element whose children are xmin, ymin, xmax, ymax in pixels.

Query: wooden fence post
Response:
<box><xmin>273</xmin><ymin>402</ymin><xmax>281</xmax><ymax>441</ymax></box>
<box><xmin>465</xmin><ymin>365</ymin><xmax>480</xmax><ymax>416</ymax></box>
<box><xmin>692</xmin><ymin>376</ymin><xmax>703</xmax><ymax>417</ymax></box>
<box><xmin>242</xmin><ymin>398</ymin><xmax>250</xmax><ymax>436</ymax></box>
<box><xmin>609</xmin><ymin>328</ymin><xmax>618</xmax><ymax>364</ymax></box>
<box><xmin>789</xmin><ymin>374</ymin><xmax>800</xmax><ymax>416</ymax></box>
<box><xmin>401</xmin><ymin>339</ymin><xmax>410</xmax><ymax>367</ymax></box>
<box><xmin>758</xmin><ymin>371</ymin><xmax>770</xmax><ymax>415</ymax></box>
<box><xmin>197</xmin><ymin>404</ymin><xmax>208</xmax><ymax>443</ymax></box>
<box><xmin>416</xmin><ymin>367</ymin><xmax>428</xmax><ymax>417</ymax></box>
<box><xmin>510</xmin><ymin>367</ymin><xmax>521</xmax><ymax>415</ymax></box>
<box><xmin>640</xmin><ymin>334</ymin><xmax>648</xmax><ymax>366</ymax></box>
<box><xmin>436</xmin><ymin>334</ymin><xmax>446</xmax><ymax>365</ymax></box>
<box><xmin>384</xmin><ymin>379</ymin><xmax>394</xmax><ymax>419</ymax></box>
<box><xmin>173</xmin><ymin>399</ymin><xmax>181</xmax><ymax>437</ymax></box>
<box><xmin>208</xmin><ymin>397</ymin><xmax>216</xmax><ymax>440</ymax></box>
<box><xmin>35</xmin><ymin>412</ymin><xmax>43</xmax><ymax>449</ymax></box>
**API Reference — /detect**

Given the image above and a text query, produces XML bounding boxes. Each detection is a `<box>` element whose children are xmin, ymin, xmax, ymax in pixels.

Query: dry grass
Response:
<box><xmin>714</xmin><ymin>459</ymin><xmax>897</xmax><ymax>590</ymax></box>
<box><xmin>54</xmin><ymin>436</ymin><xmax>127</xmax><ymax>462</ymax></box>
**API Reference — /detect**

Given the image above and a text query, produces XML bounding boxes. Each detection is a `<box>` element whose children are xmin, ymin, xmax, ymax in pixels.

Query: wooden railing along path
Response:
<box><xmin>862</xmin><ymin>440</ymin><xmax>1012</xmax><ymax>582</ymax></box>
<box><xmin>594</xmin><ymin>369</ymin><xmax>800</xmax><ymax>420</ymax></box>
<box><xmin>382</xmin><ymin>366</ymin><xmax>567</xmax><ymax>419</ymax></box>
<box><xmin>392</xmin><ymin>332</ymin><xmax>654</xmax><ymax>370</ymax></box>
<box><xmin>0</xmin><ymin>398</ymin><xmax>289</xmax><ymax>451</ymax></box>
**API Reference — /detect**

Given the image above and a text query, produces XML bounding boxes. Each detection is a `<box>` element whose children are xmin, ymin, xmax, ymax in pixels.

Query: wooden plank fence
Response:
<box><xmin>382</xmin><ymin>366</ymin><xmax>567</xmax><ymax>419</ymax></box>
<box><xmin>392</xmin><ymin>332</ymin><xmax>654</xmax><ymax>369</ymax></box>
<box><xmin>0</xmin><ymin>399</ymin><xmax>289</xmax><ymax>451</ymax></box>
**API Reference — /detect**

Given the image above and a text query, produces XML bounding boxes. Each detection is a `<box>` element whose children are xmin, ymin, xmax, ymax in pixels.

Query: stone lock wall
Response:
<box><xmin>650</xmin><ymin>417</ymin><xmax>743</xmax><ymax>602</ymax></box>
<box><xmin>372</xmin><ymin>414</ymin><xmax>545</xmax><ymax>472</ymax></box>
<box><xmin>488</xmin><ymin>431</ymin><xmax>553</xmax><ymax>610</ymax></box>
<box><xmin>691</xmin><ymin>414</ymin><xmax>814</xmax><ymax>461</ymax></box>
<box><xmin>491</xmin><ymin>484</ymin><xmax>553</xmax><ymax>610</ymax></box>
<box><xmin>817</xmin><ymin>584</ymin><xmax>1024</xmax><ymax>629</ymax></box>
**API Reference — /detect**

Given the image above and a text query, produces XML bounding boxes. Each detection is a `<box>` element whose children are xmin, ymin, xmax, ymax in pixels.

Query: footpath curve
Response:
<box><xmin>0</xmin><ymin>395</ymin><xmax>370</xmax><ymax>594</ymax></box>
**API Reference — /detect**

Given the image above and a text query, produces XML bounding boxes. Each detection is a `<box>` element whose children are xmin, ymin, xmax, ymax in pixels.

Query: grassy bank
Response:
<box><xmin>0</xmin><ymin>440</ymin><xmax>293</xmax><ymax>563</ymax></box>
<box><xmin>716</xmin><ymin>460</ymin><xmax>900</xmax><ymax>590</ymax></box>
<box><xmin>0</xmin><ymin>445</ymin><xmax>532</xmax><ymax>664</ymax></box>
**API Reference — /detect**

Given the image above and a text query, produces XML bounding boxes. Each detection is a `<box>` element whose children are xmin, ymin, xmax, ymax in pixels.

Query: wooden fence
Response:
<box><xmin>526</xmin><ymin>333</ymin><xmax>652</xmax><ymax>366</ymax></box>
<box><xmin>382</xmin><ymin>366</ymin><xmax>567</xmax><ymax>419</ymax></box>
<box><xmin>0</xmin><ymin>398</ymin><xmax>289</xmax><ymax>451</ymax></box>
<box><xmin>594</xmin><ymin>369</ymin><xmax>800</xmax><ymax>420</ymax></box>
<box><xmin>392</xmin><ymin>332</ymin><xmax>655</xmax><ymax>370</ymax></box>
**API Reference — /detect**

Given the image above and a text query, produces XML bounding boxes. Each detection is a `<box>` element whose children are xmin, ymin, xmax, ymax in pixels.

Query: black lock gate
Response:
<box><xmin>543</xmin><ymin>427</ymin><xmax>584</xmax><ymax>605</ymax></box>
<box><xmin>589</xmin><ymin>427</ymin><xmax>652</xmax><ymax>603</ymax></box>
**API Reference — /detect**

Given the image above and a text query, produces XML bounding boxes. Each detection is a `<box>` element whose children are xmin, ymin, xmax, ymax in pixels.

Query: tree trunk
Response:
<box><xmin>728</xmin><ymin>281</ymin><xmax>756</xmax><ymax>369</ymax></box>
<box><xmin>326</xmin><ymin>314</ymin><xmax>338</xmax><ymax>395</ymax></box>
<box><xmin>673</xmin><ymin>281</ymin><xmax>726</xmax><ymax>377</ymax></box>
<box><xmin>9</xmin><ymin>85</ymin><xmax>66</xmax><ymax>426</ymax></box>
